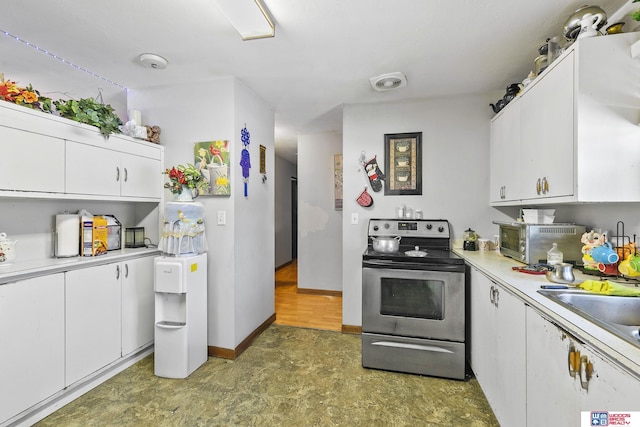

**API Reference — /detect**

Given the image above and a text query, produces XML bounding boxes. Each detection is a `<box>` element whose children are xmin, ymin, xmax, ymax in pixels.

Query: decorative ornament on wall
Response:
<box><xmin>194</xmin><ymin>140</ymin><xmax>230</xmax><ymax>196</ymax></box>
<box><xmin>240</xmin><ymin>124</ymin><xmax>251</xmax><ymax>198</ymax></box>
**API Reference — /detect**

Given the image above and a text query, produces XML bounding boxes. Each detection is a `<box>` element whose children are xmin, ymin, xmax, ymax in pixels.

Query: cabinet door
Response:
<box><xmin>0</xmin><ymin>275</ymin><xmax>65</xmax><ymax>424</ymax></box>
<box><xmin>65</xmin><ymin>264</ymin><xmax>122</xmax><ymax>385</ymax></box>
<box><xmin>526</xmin><ymin>307</ymin><xmax>581</xmax><ymax>426</ymax></box>
<box><xmin>469</xmin><ymin>267</ymin><xmax>495</xmax><ymax>390</ymax></box>
<box><xmin>121</xmin><ymin>153</ymin><xmax>162</xmax><ymax>199</ymax></box>
<box><xmin>578</xmin><ymin>344</ymin><xmax>639</xmax><ymax>414</ymax></box>
<box><xmin>121</xmin><ymin>257</ymin><xmax>155</xmax><ymax>355</ymax></box>
<box><xmin>0</xmin><ymin>126</ymin><xmax>65</xmax><ymax>193</ymax></box>
<box><xmin>520</xmin><ymin>52</ymin><xmax>575</xmax><ymax>201</ymax></box>
<box><xmin>469</xmin><ymin>267</ymin><xmax>527</xmax><ymax>427</ymax></box>
<box><xmin>493</xmin><ymin>286</ymin><xmax>526</xmax><ymax>426</ymax></box>
<box><xmin>490</xmin><ymin>99</ymin><xmax>521</xmax><ymax>203</ymax></box>
<box><xmin>65</xmin><ymin>141</ymin><xmax>121</xmax><ymax>196</ymax></box>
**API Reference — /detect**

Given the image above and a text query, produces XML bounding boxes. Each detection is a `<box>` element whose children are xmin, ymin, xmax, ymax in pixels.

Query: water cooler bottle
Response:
<box><xmin>154</xmin><ymin>202</ymin><xmax>208</xmax><ymax>379</ymax></box>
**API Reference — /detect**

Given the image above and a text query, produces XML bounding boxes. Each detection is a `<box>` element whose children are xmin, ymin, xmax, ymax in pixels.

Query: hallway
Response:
<box><xmin>274</xmin><ymin>261</ymin><xmax>342</xmax><ymax>331</ymax></box>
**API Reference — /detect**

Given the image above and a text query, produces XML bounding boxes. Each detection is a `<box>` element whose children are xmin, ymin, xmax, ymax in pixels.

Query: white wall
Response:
<box><xmin>129</xmin><ymin>77</ymin><xmax>275</xmax><ymax>349</ymax></box>
<box><xmin>232</xmin><ymin>79</ymin><xmax>275</xmax><ymax>345</ymax></box>
<box><xmin>274</xmin><ymin>155</ymin><xmax>297</xmax><ymax>268</ymax></box>
<box><xmin>298</xmin><ymin>132</ymin><xmax>343</xmax><ymax>292</ymax></box>
<box><xmin>341</xmin><ymin>94</ymin><xmax>514</xmax><ymax>326</ymax></box>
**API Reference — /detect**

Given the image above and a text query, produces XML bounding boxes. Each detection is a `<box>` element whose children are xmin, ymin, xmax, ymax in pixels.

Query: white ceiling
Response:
<box><xmin>1</xmin><ymin>0</ymin><xmax>635</xmax><ymax>163</ymax></box>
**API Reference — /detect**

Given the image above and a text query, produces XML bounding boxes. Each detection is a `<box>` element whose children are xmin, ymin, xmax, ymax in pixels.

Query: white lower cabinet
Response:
<box><xmin>526</xmin><ymin>307</ymin><xmax>639</xmax><ymax>425</ymax></box>
<box><xmin>469</xmin><ymin>267</ymin><xmax>526</xmax><ymax>427</ymax></box>
<box><xmin>121</xmin><ymin>257</ymin><xmax>155</xmax><ymax>355</ymax></box>
<box><xmin>65</xmin><ymin>264</ymin><xmax>123</xmax><ymax>385</ymax></box>
<box><xmin>0</xmin><ymin>275</ymin><xmax>65</xmax><ymax>424</ymax></box>
<box><xmin>65</xmin><ymin>258</ymin><xmax>156</xmax><ymax>385</ymax></box>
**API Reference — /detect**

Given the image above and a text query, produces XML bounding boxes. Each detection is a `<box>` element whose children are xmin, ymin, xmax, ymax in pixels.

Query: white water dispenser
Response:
<box><xmin>154</xmin><ymin>253</ymin><xmax>207</xmax><ymax>378</ymax></box>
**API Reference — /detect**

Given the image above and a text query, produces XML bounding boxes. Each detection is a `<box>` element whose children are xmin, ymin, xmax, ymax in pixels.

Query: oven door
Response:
<box><xmin>362</xmin><ymin>266</ymin><xmax>464</xmax><ymax>341</ymax></box>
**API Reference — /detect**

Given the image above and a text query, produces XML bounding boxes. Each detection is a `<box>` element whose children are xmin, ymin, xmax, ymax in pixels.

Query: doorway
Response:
<box><xmin>291</xmin><ymin>177</ymin><xmax>297</xmax><ymax>259</ymax></box>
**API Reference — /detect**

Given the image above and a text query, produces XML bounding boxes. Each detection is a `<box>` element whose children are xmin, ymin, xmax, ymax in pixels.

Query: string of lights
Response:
<box><xmin>1</xmin><ymin>29</ymin><xmax>128</xmax><ymax>91</ymax></box>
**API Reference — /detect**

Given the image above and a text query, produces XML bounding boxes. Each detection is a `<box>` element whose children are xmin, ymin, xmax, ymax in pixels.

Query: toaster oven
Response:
<box><xmin>494</xmin><ymin>221</ymin><xmax>586</xmax><ymax>265</ymax></box>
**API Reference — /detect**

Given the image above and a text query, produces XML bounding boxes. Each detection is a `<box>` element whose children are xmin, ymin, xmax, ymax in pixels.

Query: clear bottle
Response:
<box><xmin>547</xmin><ymin>242</ymin><xmax>564</xmax><ymax>265</ymax></box>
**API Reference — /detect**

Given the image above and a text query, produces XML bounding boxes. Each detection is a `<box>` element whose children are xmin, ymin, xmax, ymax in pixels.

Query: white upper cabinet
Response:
<box><xmin>490</xmin><ymin>33</ymin><xmax>640</xmax><ymax>205</ymax></box>
<box><xmin>65</xmin><ymin>139</ymin><xmax>162</xmax><ymax>199</ymax></box>
<box><xmin>520</xmin><ymin>52</ymin><xmax>575</xmax><ymax>201</ymax></box>
<box><xmin>0</xmin><ymin>126</ymin><xmax>65</xmax><ymax>193</ymax></box>
<box><xmin>0</xmin><ymin>101</ymin><xmax>163</xmax><ymax>201</ymax></box>
<box><xmin>489</xmin><ymin>97</ymin><xmax>521</xmax><ymax>203</ymax></box>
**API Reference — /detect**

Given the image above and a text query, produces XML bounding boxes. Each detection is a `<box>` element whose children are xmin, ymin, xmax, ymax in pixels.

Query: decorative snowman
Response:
<box><xmin>581</xmin><ymin>230</ymin><xmax>606</xmax><ymax>270</ymax></box>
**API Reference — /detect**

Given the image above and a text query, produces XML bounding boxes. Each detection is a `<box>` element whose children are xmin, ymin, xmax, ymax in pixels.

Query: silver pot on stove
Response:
<box><xmin>371</xmin><ymin>236</ymin><xmax>401</xmax><ymax>253</ymax></box>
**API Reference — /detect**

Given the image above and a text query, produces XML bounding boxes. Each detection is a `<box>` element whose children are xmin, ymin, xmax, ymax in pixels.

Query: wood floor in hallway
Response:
<box><xmin>274</xmin><ymin>260</ymin><xmax>343</xmax><ymax>331</ymax></box>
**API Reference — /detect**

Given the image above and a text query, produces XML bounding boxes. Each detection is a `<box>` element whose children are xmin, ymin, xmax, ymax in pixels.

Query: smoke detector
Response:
<box><xmin>138</xmin><ymin>53</ymin><xmax>168</xmax><ymax>70</ymax></box>
<box><xmin>369</xmin><ymin>72</ymin><xmax>407</xmax><ymax>92</ymax></box>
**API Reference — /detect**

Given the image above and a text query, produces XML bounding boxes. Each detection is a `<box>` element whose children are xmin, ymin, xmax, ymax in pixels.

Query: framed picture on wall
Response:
<box><xmin>384</xmin><ymin>132</ymin><xmax>422</xmax><ymax>195</ymax></box>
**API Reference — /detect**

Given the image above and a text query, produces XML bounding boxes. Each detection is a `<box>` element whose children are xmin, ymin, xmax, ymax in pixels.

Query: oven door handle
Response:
<box><xmin>371</xmin><ymin>341</ymin><xmax>453</xmax><ymax>354</ymax></box>
<box><xmin>362</xmin><ymin>259</ymin><xmax>464</xmax><ymax>272</ymax></box>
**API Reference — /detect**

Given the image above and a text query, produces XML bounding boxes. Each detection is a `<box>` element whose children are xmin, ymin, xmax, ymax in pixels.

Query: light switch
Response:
<box><xmin>351</xmin><ymin>213</ymin><xmax>359</xmax><ymax>225</ymax></box>
<box><xmin>217</xmin><ymin>211</ymin><xmax>226</xmax><ymax>226</ymax></box>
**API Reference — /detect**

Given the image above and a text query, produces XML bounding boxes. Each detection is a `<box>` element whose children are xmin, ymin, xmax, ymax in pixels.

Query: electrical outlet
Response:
<box><xmin>217</xmin><ymin>211</ymin><xmax>226</xmax><ymax>226</ymax></box>
<box><xmin>351</xmin><ymin>213</ymin><xmax>359</xmax><ymax>225</ymax></box>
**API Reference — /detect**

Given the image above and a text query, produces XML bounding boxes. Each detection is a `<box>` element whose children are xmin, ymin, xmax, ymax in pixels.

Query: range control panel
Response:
<box><xmin>368</xmin><ymin>218</ymin><xmax>450</xmax><ymax>238</ymax></box>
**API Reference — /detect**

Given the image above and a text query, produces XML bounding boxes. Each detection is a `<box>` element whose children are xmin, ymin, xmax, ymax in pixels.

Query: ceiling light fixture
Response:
<box><xmin>369</xmin><ymin>72</ymin><xmax>408</xmax><ymax>92</ymax></box>
<box><xmin>138</xmin><ymin>53</ymin><xmax>168</xmax><ymax>70</ymax></box>
<box><xmin>212</xmin><ymin>0</ymin><xmax>275</xmax><ymax>40</ymax></box>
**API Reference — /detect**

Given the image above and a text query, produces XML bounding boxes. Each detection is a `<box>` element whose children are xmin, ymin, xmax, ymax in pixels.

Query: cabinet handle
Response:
<box><xmin>542</xmin><ymin>177</ymin><xmax>549</xmax><ymax>194</ymax></box>
<box><xmin>536</xmin><ymin>178</ymin><xmax>541</xmax><ymax>195</ymax></box>
<box><xmin>116</xmin><ymin>264</ymin><xmax>120</xmax><ymax>280</ymax></box>
<box><xmin>569</xmin><ymin>348</ymin><xmax>580</xmax><ymax>378</ymax></box>
<box><xmin>124</xmin><ymin>168</ymin><xmax>128</xmax><ymax>182</ymax></box>
<box><xmin>116</xmin><ymin>166</ymin><xmax>120</xmax><ymax>182</ymax></box>
<box><xmin>579</xmin><ymin>355</ymin><xmax>591</xmax><ymax>389</ymax></box>
<box><xmin>124</xmin><ymin>263</ymin><xmax>129</xmax><ymax>278</ymax></box>
<box><xmin>494</xmin><ymin>288</ymin><xmax>499</xmax><ymax>308</ymax></box>
<box><xmin>489</xmin><ymin>285</ymin><xmax>495</xmax><ymax>304</ymax></box>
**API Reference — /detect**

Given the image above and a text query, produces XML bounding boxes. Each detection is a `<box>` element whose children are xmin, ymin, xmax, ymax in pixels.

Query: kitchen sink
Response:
<box><xmin>538</xmin><ymin>289</ymin><xmax>640</xmax><ymax>348</ymax></box>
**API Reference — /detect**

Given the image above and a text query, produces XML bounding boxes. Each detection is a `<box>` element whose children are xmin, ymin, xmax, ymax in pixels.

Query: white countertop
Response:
<box><xmin>0</xmin><ymin>247</ymin><xmax>161</xmax><ymax>284</ymax></box>
<box><xmin>454</xmin><ymin>245</ymin><xmax>640</xmax><ymax>378</ymax></box>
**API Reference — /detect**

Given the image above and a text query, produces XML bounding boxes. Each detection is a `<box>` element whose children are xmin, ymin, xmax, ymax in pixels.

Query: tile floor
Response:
<box><xmin>35</xmin><ymin>325</ymin><xmax>498</xmax><ymax>426</ymax></box>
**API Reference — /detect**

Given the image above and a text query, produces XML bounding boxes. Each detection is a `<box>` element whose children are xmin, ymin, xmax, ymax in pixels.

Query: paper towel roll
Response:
<box><xmin>55</xmin><ymin>214</ymin><xmax>80</xmax><ymax>257</ymax></box>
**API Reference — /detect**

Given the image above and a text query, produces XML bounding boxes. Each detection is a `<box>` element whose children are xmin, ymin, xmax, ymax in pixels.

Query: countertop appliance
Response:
<box><xmin>494</xmin><ymin>221</ymin><xmax>586</xmax><ymax>265</ymax></box>
<box><xmin>362</xmin><ymin>218</ymin><xmax>466</xmax><ymax>379</ymax></box>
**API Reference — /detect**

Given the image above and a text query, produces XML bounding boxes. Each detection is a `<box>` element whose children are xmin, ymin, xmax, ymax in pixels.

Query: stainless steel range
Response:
<box><xmin>362</xmin><ymin>218</ymin><xmax>466</xmax><ymax>380</ymax></box>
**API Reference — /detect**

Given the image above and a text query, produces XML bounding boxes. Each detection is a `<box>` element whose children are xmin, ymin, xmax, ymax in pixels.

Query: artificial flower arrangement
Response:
<box><xmin>0</xmin><ymin>78</ymin><xmax>51</xmax><ymax>112</ymax></box>
<box><xmin>0</xmin><ymin>76</ymin><xmax>122</xmax><ymax>136</ymax></box>
<box><xmin>163</xmin><ymin>164</ymin><xmax>209</xmax><ymax>195</ymax></box>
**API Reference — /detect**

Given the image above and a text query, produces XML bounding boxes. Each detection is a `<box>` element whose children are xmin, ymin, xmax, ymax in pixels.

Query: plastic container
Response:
<box><xmin>547</xmin><ymin>243</ymin><xmax>564</xmax><ymax>265</ymax></box>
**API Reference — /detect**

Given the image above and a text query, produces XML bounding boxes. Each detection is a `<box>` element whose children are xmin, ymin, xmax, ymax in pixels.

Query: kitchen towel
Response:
<box><xmin>55</xmin><ymin>214</ymin><xmax>80</xmax><ymax>257</ymax></box>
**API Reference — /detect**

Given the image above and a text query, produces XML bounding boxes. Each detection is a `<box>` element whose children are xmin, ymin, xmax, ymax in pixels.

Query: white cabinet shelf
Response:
<box><xmin>490</xmin><ymin>33</ymin><xmax>640</xmax><ymax>205</ymax></box>
<box><xmin>0</xmin><ymin>98</ymin><xmax>162</xmax><ymax>426</ymax></box>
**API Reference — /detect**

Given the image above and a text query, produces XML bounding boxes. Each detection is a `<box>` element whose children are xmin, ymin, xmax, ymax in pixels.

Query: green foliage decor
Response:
<box><xmin>53</xmin><ymin>97</ymin><xmax>123</xmax><ymax>137</ymax></box>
